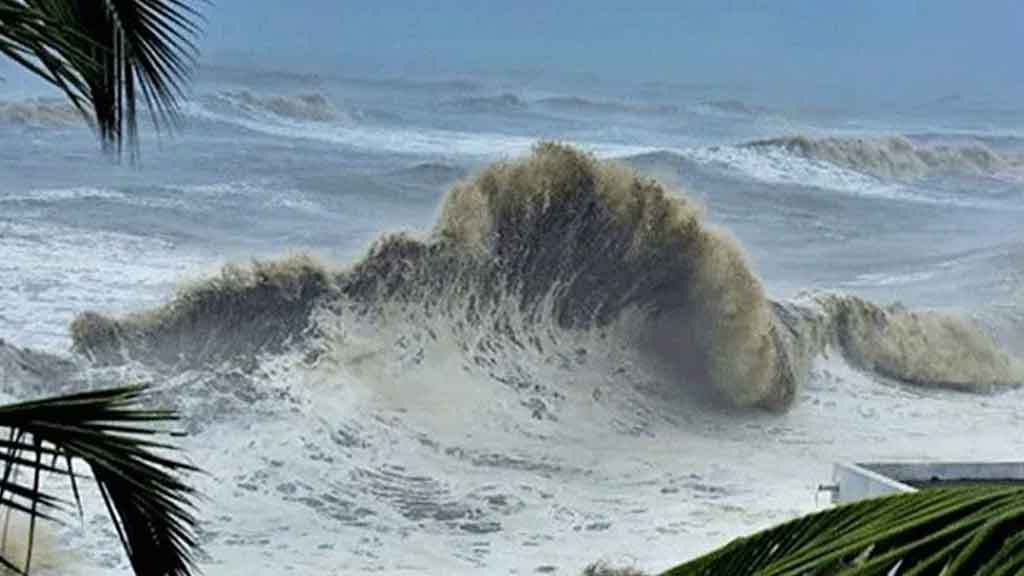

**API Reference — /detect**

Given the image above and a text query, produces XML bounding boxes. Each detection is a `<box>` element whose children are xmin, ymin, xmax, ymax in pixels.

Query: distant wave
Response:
<box><xmin>535</xmin><ymin>96</ymin><xmax>678</xmax><ymax>116</ymax></box>
<box><xmin>692</xmin><ymin>99</ymin><xmax>762</xmax><ymax>117</ymax></box>
<box><xmin>0</xmin><ymin>98</ymin><xmax>83</xmax><ymax>127</ymax></box>
<box><xmin>209</xmin><ymin>90</ymin><xmax>340</xmax><ymax>122</ymax></box>
<box><xmin>743</xmin><ymin>135</ymin><xmax>1024</xmax><ymax>181</ymax></box>
<box><xmin>442</xmin><ymin>93</ymin><xmax>528</xmax><ymax>114</ymax></box>
<box><xmin>621</xmin><ymin>136</ymin><xmax>1024</xmax><ymax>203</ymax></box>
<box><xmin>386</xmin><ymin>162</ymin><xmax>466</xmax><ymax>185</ymax></box>
<box><xmin>71</xmin><ymin>145</ymin><xmax>1023</xmax><ymax>414</ymax></box>
<box><xmin>187</xmin><ymin>99</ymin><xmax>535</xmax><ymax>156</ymax></box>
<box><xmin>359</xmin><ymin>77</ymin><xmax>481</xmax><ymax>92</ymax></box>
<box><xmin>0</xmin><ymin>91</ymin><xmax>341</xmax><ymax>130</ymax></box>
<box><xmin>440</xmin><ymin>94</ymin><xmax>678</xmax><ymax>116</ymax></box>
<box><xmin>187</xmin><ymin>98</ymin><xmax>651</xmax><ymax>158</ymax></box>
<box><xmin>627</xmin><ymin>147</ymin><xmax>912</xmax><ymax>201</ymax></box>
<box><xmin>907</xmin><ymin>130</ymin><xmax>1024</xmax><ymax>150</ymax></box>
<box><xmin>196</xmin><ymin>64</ymin><xmax>324</xmax><ymax>87</ymax></box>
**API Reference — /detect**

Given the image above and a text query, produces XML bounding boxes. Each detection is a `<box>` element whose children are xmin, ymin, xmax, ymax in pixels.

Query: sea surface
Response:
<box><xmin>2</xmin><ymin>65</ymin><xmax>1024</xmax><ymax>575</ymax></box>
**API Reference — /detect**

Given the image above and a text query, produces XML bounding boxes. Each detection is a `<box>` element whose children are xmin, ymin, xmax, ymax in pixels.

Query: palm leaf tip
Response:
<box><xmin>0</xmin><ymin>0</ymin><xmax>204</xmax><ymax>161</ymax></box>
<box><xmin>0</xmin><ymin>385</ymin><xmax>202</xmax><ymax>576</ymax></box>
<box><xmin>661</xmin><ymin>485</ymin><xmax>1024</xmax><ymax>576</ymax></box>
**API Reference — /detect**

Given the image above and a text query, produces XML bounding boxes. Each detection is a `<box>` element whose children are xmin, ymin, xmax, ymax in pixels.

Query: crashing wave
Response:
<box><xmin>212</xmin><ymin>90</ymin><xmax>339</xmax><ymax>122</ymax></box>
<box><xmin>0</xmin><ymin>98</ymin><xmax>83</xmax><ymax>127</ymax></box>
<box><xmin>339</xmin><ymin>143</ymin><xmax>792</xmax><ymax>409</ymax></box>
<box><xmin>774</xmin><ymin>294</ymin><xmax>1024</xmax><ymax>393</ymax></box>
<box><xmin>743</xmin><ymin>135</ymin><xmax>1023</xmax><ymax>181</ymax></box>
<box><xmin>72</xmin><ymin>256</ymin><xmax>333</xmax><ymax>368</ymax></box>
<box><xmin>70</xmin><ymin>144</ymin><xmax>1024</xmax><ymax>411</ymax></box>
<box><xmin>0</xmin><ymin>339</ymin><xmax>79</xmax><ymax>398</ymax></box>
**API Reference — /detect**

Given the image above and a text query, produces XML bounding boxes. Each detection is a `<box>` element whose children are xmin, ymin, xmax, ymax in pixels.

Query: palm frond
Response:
<box><xmin>0</xmin><ymin>1</ymin><xmax>93</xmax><ymax>118</ymax></box>
<box><xmin>0</xmin><ymin>385</ymin><xmax>200</xmax><ymax>576</ymax></box>
<box><xmin>662</xmin><ymin>485</ymin><xmax>1024</xmax><ymax>576</ymax></box>
<box><xmin>0</xmin><ymin>0</ymin><xmax>202</xmax><ymax>160</ymax></box>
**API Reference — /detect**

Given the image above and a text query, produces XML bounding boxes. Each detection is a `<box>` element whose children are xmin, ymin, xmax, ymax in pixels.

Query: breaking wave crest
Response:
<box><xmin>441</xmin><ymin>94</ymin><xmax>679</xmax><ymax>116</ymax></box>
<box><xmin>693</xmin><ymin>99</ymin><xmax>761</xmax><ymax>117</ymax></box>
<box><xmin>339</xmin><ymin>142</ymin><xmax>789</xmax><ymax>409</ymax></box>
<box><xmin>210</xmin><ymin>90</ymin><xmax>340</xmax><ymax>122</ymax></box>
<box><xmin>69</xmin><ymin>144</ymin><xmax>1024</xmax><ymax>412</ymax></box>
<box><xmin>72</xmin><ymin>257</ymin><xmax>333</xmax><ymax>368</ymax></box>
<box><xmin>744</xmin><ymin>135</ymin><xmax>1024</xmax><ymax>181</ymax></box>
<box><xmin>774</xmin><ymin>294</ymin><xmax>1024</xmax><ymax>393</ymax></box>
<box><xmin>0</xmin><ymin>98</ymin><xmax>82</xmax><ymax>127</ymax></box>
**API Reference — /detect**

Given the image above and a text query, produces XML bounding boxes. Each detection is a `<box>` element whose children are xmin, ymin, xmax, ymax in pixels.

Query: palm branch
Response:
<box><xmin>0</xmin><ymin>0</ymin><xmax>201</xmax><ymax>160</ymax></box>
<box><xmin>0</xmin><ymin>385</ymin><xmax>200</xmax><ymax>576</ymax></box>
<box><xmin>662</xmin><ymin>485</ymin><xmax>1024</xmax><ymax>576</ymax></box>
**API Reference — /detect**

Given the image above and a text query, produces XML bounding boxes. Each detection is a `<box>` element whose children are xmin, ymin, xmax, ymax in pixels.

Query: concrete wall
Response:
<box><xmin>830</xmin><ymin>461</ymin><xmax>1024</xmax><ymax>504</ymax></box>
<box><xmin>863</xmin><ymin>462</ymin><xmax>1024</xmax><ymax>485</ymax></box>
<box><xmin>830</xmin><ymin>462</ymin><xmax>915</xmax><ymax>504</ymax></box>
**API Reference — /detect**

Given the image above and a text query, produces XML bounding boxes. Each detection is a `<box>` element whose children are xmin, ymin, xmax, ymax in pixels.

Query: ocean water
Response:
<box><xmin>2</xmin><ymin>66</ymin><xmax>1024</xmax><ymax>575</ymax></box>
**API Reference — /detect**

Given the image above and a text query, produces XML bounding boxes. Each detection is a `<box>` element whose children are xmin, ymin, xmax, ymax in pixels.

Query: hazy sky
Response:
<box><xmin>1</xmin><ymin>1</ymin><xmax>1019</xmax><ymax>107</ymax></box>
<box><xmin>200</xmin><ymin>0</ymin><xmax>1024</xmax><ymax>106</ymax></box>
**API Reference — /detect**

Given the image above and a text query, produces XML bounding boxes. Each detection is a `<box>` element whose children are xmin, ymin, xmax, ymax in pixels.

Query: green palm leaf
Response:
<box><xmin>0</xmin><ymin>385</ymin><xmax>200</xmax><ymax>576</ymax></box>
<box><xmin>662</xmin><ymin>485</ymin><xmax>1024</xmax><ymax>576</ymax></box>
<box><xmin>0</xmin><ymin>0</ymin><xmax>202</xmax><ymax>160</ymax></box>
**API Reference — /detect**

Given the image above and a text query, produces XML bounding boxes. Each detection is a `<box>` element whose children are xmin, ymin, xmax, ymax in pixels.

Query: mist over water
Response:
<box><xmin>3</xmin><ymin>5</ymin><xmax>1024</xmax><ymax>572</ymax></box>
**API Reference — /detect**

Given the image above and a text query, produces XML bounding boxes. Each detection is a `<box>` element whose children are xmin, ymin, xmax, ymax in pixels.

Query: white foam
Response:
<box><xmin>840</xmin><ymin>270</ymin><xmax>937</xmax><ymax>288</ymax></box>
<box><xmin>678</xmin><ymin>144</ymin><xmax>1017</xmax><ymax>208</ymax></box>
<box><xmin>685</xmin><ymin>144</ymin><xmax>911</xmax><ymax>197</ymax></box>
<box><xmin>186</xmin><ymin>101</ymin><xmax>653</xmax><ymax>159</ymax></box>
<box><xmin>53</xmin><ymin>316</ymin><xmax>1024</xmax><ymax>576</ymax></box>
<box><xmin>0</xmin><ymin>220</ymin><xmax>210</xmax><ymax>351</ymax></box>
<box><xmin>0</xmin><ymin>187</ymin><xmax>126</xmax><ymax>204</ymax></box>
<box><xmin>179</xmin><ymin>180</ymin><xmax>323</xmax><ymax>214</ymax></box>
